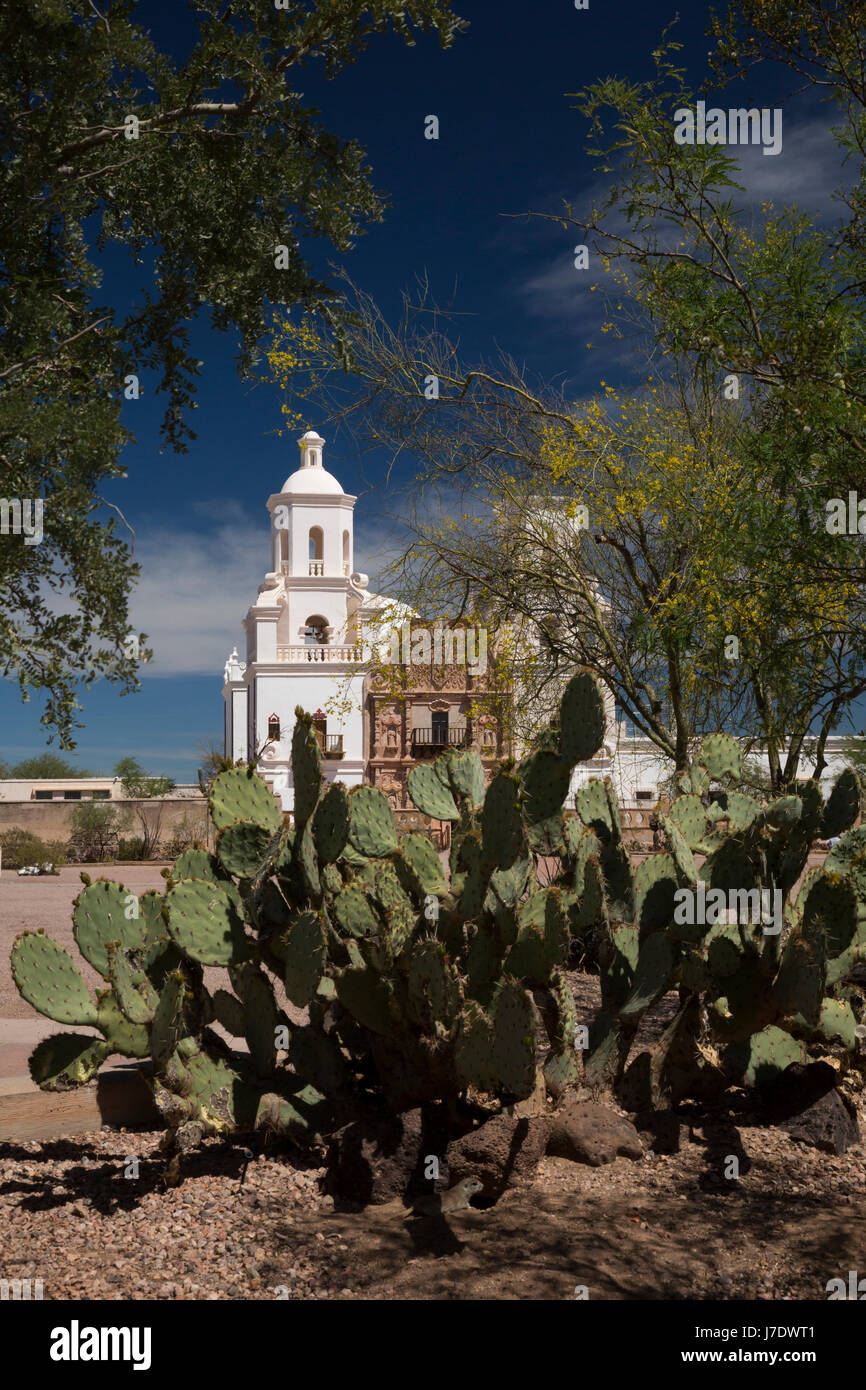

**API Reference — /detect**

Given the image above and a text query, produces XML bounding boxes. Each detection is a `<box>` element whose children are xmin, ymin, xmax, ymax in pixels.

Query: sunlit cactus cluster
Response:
<box><xmin>11</xmin><ymin>673</ymin><xmax>866</xmax><ymax>1160</ymax></box>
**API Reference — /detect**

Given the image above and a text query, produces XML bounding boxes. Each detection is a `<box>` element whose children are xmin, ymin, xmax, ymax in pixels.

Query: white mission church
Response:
<box><xmin>223</xmin><ymin>430</ymin><xmax>381</xmax><ymax>810</ymax></box>
<box><xmin>223</xmin><ymin>430</ymin><xmax>852</xmax><ymax>816</ymax></box>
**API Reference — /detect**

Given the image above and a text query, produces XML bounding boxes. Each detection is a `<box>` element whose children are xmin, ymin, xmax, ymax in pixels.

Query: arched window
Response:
<box><xmin>342</xmin><ymin>529</ymin><xmax>350</xmax><ymax>574</ymax></box>
<box><xmin>267</xmin><ymin>714</ymin><xmax>281</xmax><ymax>742</ymax></box>
<box><xmin>309</xmin><ymin>526</ymin><xmax>324</xmax><ymax>576</ymax></box>
<box><xmin>304</xmin><ymin>615</ymin><xmax>328</xmax><ymax>645</ymax></box>
<box><xmin>312</xmin><ymin>708</ymin><xmax>327</xmax><ymax>750</ymax></box>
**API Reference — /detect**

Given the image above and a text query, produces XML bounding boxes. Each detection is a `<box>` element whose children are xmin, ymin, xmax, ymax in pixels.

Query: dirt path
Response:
<box><xmin>0</xmin><ymin>867</ymin><xmax>170</xmax><ymax>1017</ymax></box>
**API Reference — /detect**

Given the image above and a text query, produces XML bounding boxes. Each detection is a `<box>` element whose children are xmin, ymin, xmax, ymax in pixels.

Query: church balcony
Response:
<box><xmin>276</xmin><ymin>644</ymin><xmax>364</xmax><ymax>663</ymax></box>
<box><xmin>411</xmin><ymin>727</ymin><xmax>471</xmax><ymax>754</ymax></box>
<box><xmin>321</xmin><ymin>735</ymin><xmax>344</xmax><ymax>759</ymax></box>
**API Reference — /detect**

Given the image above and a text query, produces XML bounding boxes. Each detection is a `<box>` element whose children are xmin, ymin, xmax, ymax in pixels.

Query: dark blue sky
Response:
<box><xmin>2</xmin><ymin>0</ymin><xmax>844</xmax><ymax>778</ymax></box>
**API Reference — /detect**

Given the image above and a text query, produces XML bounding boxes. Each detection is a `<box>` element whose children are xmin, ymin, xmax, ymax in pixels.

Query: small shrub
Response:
<box><xmin>162</xmin><ymin>814</ymin><xmax>206</xmax><ymax>859</ymax></box>
<box><xmin>117</xmin><ymin>836</ymin><xmax>149</xmax><ymax>861</ymax></box>
<box><xmin>0</xmin><ymin>828</ymin><xmax>68</xmax><ymax>870</ymax></box>
<box><xmin>41</xmin><ymin>839</ymin><xmax>70</xmax><ymax>867</ymax></box>
<box><xmin>68</xmin><ymin>801</ymin><xmax>126</xmax><ymax>862</ymax></box>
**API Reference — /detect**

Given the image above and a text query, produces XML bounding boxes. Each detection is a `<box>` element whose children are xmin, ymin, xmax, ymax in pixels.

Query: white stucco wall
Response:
<box><xmin>253</xmin><ymin>669</ymin><xmax>366</xmax><ymax>810</ymax></box>
<box><xmin>571</xmin><ymin>730</ymin><xmax>855</xmax><ymax>806</ymax></box>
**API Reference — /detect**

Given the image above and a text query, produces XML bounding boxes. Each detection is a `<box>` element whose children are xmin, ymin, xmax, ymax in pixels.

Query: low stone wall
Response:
<box><xmin>0</xmin><ymin>796</ymin><xmax>211</xmax><ymax>849</ymax></box>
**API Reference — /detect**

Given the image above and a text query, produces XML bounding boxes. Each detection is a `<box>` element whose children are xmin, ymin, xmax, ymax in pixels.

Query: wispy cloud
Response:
<box><xmin>519</xmin><ymin>113</ymin><xmax>846</xmax><ymax>335</ymax></box>
<box><xmin>131</xmin><ymin>512</ymin><xmax>264</xmax><ymax>677</ymax></box>
<box><xmin>129</xmin><ymin>499</ymin><xmax>418</xmax><ymax>677</ymax></box>
<box><xmin>732</xmin><ymin>112</ymin><xmax>844</xmax><ymax>212</ymax></box>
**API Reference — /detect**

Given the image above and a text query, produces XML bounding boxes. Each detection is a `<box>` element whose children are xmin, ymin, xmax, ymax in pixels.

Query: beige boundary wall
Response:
<box><xmin>0</xmin><ymin>795</ymin><xmax>211</xmax><ymax>848</ymax></box>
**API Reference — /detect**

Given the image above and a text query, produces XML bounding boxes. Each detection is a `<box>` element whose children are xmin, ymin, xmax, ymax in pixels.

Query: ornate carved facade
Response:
<box><xmin>364</xmin><ymin>629</ymin><xmax>506</xmax><ymax>817</ymax></box>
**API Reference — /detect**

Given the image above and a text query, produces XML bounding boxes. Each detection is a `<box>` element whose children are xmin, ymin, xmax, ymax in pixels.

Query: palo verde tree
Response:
<box><xmin>266</xmin><ymin>284</ymin><xmax>866</xmax><ymax>787</ymax></box>
<box><xmin>0</xmin><ymin>0</ymin><xmax>466</xmax><ymax>747</ymax></box>
<box><xmin>263</xmin><ymin>0</ymin><xmax>866</xmax><ymax>786</ymax></box>
<box><xmin>536</xmin><ymin>11</ymin><xmax>866</xmax><ymax>781</ymax></box>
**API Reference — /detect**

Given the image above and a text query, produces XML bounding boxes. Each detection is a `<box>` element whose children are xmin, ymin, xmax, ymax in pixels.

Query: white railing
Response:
<box><xmin>309</xmin><ymin>560</ymin><xmax>324</xmax><ymax>576</ymax></box>
<box><xmin>276</xmin><ymin>645</ymin><xmax>365</xmax><ymax>663</ymax></box>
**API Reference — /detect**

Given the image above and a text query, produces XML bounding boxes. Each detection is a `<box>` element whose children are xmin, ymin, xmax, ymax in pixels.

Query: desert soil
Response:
<box><xmin>1</xmin><ymin>1109</ymin><xmax>864</xmax><ymax>1301</ymax></box>
<box><xmin>1</xmin><ymin>865</ymin><xmax>864</xmax><ymax>1301</ymax></box>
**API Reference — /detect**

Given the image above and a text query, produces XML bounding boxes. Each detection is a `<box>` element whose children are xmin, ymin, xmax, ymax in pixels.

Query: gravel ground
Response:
<box><xmin>2</xmin><ymin>1099</ymin><xmax>865</xmax><ymax>1301</ymax></box>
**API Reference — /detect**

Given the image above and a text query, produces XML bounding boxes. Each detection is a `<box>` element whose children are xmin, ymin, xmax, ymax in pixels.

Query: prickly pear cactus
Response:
<box><xmin>10</xmin><ymin>673</ymin><xmax>613</xmax><ymax>1149</ymax></box>
<box><xmin>13</xmin><ymin>678</ymin><xmax>865</xmax><ymax>1171</ymax></box>
<box><xmin>570</xmin><ymin>730</ymin><xmax>866</xmax><ymax>1101</ymax></box>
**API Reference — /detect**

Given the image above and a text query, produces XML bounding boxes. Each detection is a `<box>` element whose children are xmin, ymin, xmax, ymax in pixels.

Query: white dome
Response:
<box><xmin>280</xmin><ymin>465</ymin><xmax>344</xmax><ymax>495</ymax></box>
<box><xmin>280</xmin><ymin>427</ymin><xmax>343</xmax><ymax>494</ymax></box>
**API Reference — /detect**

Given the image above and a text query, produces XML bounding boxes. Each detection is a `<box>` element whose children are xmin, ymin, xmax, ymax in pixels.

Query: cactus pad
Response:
<box><xmin>347</xmin><ymin>786</ymin><xmax>398</xmax><ymax>857</ymax></box>
<box><xmin>333</xmin><ymin>882</ymin><xmax>379</xmax><ymax>938</ymax></box>
<box><xmin>490</xmin><ymin>978</ymin><xmax>536</xmax><ymax>1098</ymax></box>
<box><xmin>212</xmin><ymin>988</ymin><xmax>246</xmax><ymax>1037</ymax></box>
<box><xmin>209</xmin><ymin>766</ymin><xmax>281</xmax><ymax>832</ymax></box>
<box><xmin>335</xmin><ymin>965</ymin><xmax>393</xmax><ymax>1034</ymax></box>
<box><xmin>407</xmin><ymin>939</ymin><xmax>461</xmax><ymax>1030</ymax></box>
<box><xmin>395</xmin><ymin>832</ymin><xmax>448</xmax><ymax>897</ymax></box>
<box><xmin>12</xmin><ymin>933</ymin><xmax>97</xmax><ymax>1026</ymax></box>
<box><xmin>455</xmin><ymin>999</ymin><xmax>496</xmax><ymax>1089</ymax></box>
<box><xmin>821</xmin><ymin>768</ymin><xmax>861</xmax><ymax>839</ymax></box>
<box><xmin>106</xmin><ymin>941</ymin><xmax>158</xmax><ymax>1024</ymax></box>
<box><xmin>518</xmin><ymin>751</ymin><xmax>573</xmax><ymax>825</ymax></box>
<box><xmin>28</xmin><ymin>1033</ymin><xmax>110</xmax><ymax>1091</ymax></box>
<box><xmin>171</xmin><ymin>847</ymin><xmax>223</xmax><ymax>882</ymax></box>
<box><xmin>216</xmin><ymin>820</ymin><xmax>274</xmax><ymax>879</ymax></box>
<box><xmin>407</xmin><ymin>762</ymin><xmax>459</xmax><ymax>821</ymax></box>
<box><xmin>575</xmin><ymin>779</ymin><xmax>613</xmax><ymax>836</ymax></box>
<box><xmin>73</xmin><ymin>880</ymin><xmax>146</xmax><ymax>978</ymax></box>
<box><xmin>440</xmin><ymin>747</ymin><xmax>486</xmax><ymax>808</ymax></box>
<box><xmin>282</xmin><ymin>910</ymin><xmax>327</xmax><ymax>1007</ymax></box>
<box><xmin>726</xmin><ymin>1024</ymin><xmax>805</xmax><ymax>1087</ymax></box>
<box><xmin>558</xmin><ymin>670</ymin><xmax>607</xmax><ymax>765</ymax></box>
<box><xmin>313</xmin><ymin>782</ymin><xmax>350</xmax><ymax>864</ymax></box>
<box><xmin>633</xmin><ymin>853</ymin><xmax>678</xmax><ymax>934</ymax></box>
<box><xmin>481</xmin><ymin>771</ymin><xmax>525</xmax><ymax>868</ymax></box>
<box><xmin>166</xmin><ymin>878</ymin><xmax>250</xmax><ymax>966</ymax></box>
<box><xmin>291</xmin><ymin>711</ymin><xmax>323</xmax><ymax>827</ymax></box>
<box><xmin>95</xmin><ymin>987</ymin><xmax>151</xmax><ymax>1056</ymax></box>
<box><xmin>697</xmin><ymin>733</ymin><xmax>742</xmax><ymax>783</ymax></box>
<box><xmin>667</xmin><ymin>794</ymin><xmax>707</xmax><ymax>850</ymax></box>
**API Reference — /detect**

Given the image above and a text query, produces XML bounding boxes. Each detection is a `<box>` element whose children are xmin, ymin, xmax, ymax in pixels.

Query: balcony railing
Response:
<box><xmin>411</xmin><ymin>727</ymin><xmax>471</xmax><ymax>751</ymax></box>
<box><xmin>309</xmin><ymin>560</ymin><xmax>324</xmax><ymax>576</ymax></box>
<box><xmin>321</xmin><ymin>734</ymin><xmax>344</xmax><ymax>759</ymax></box>
<box><xmin>276</xmin><ymin>645</ymin><xmax>364</xmax><ymax>663</ymax></box>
